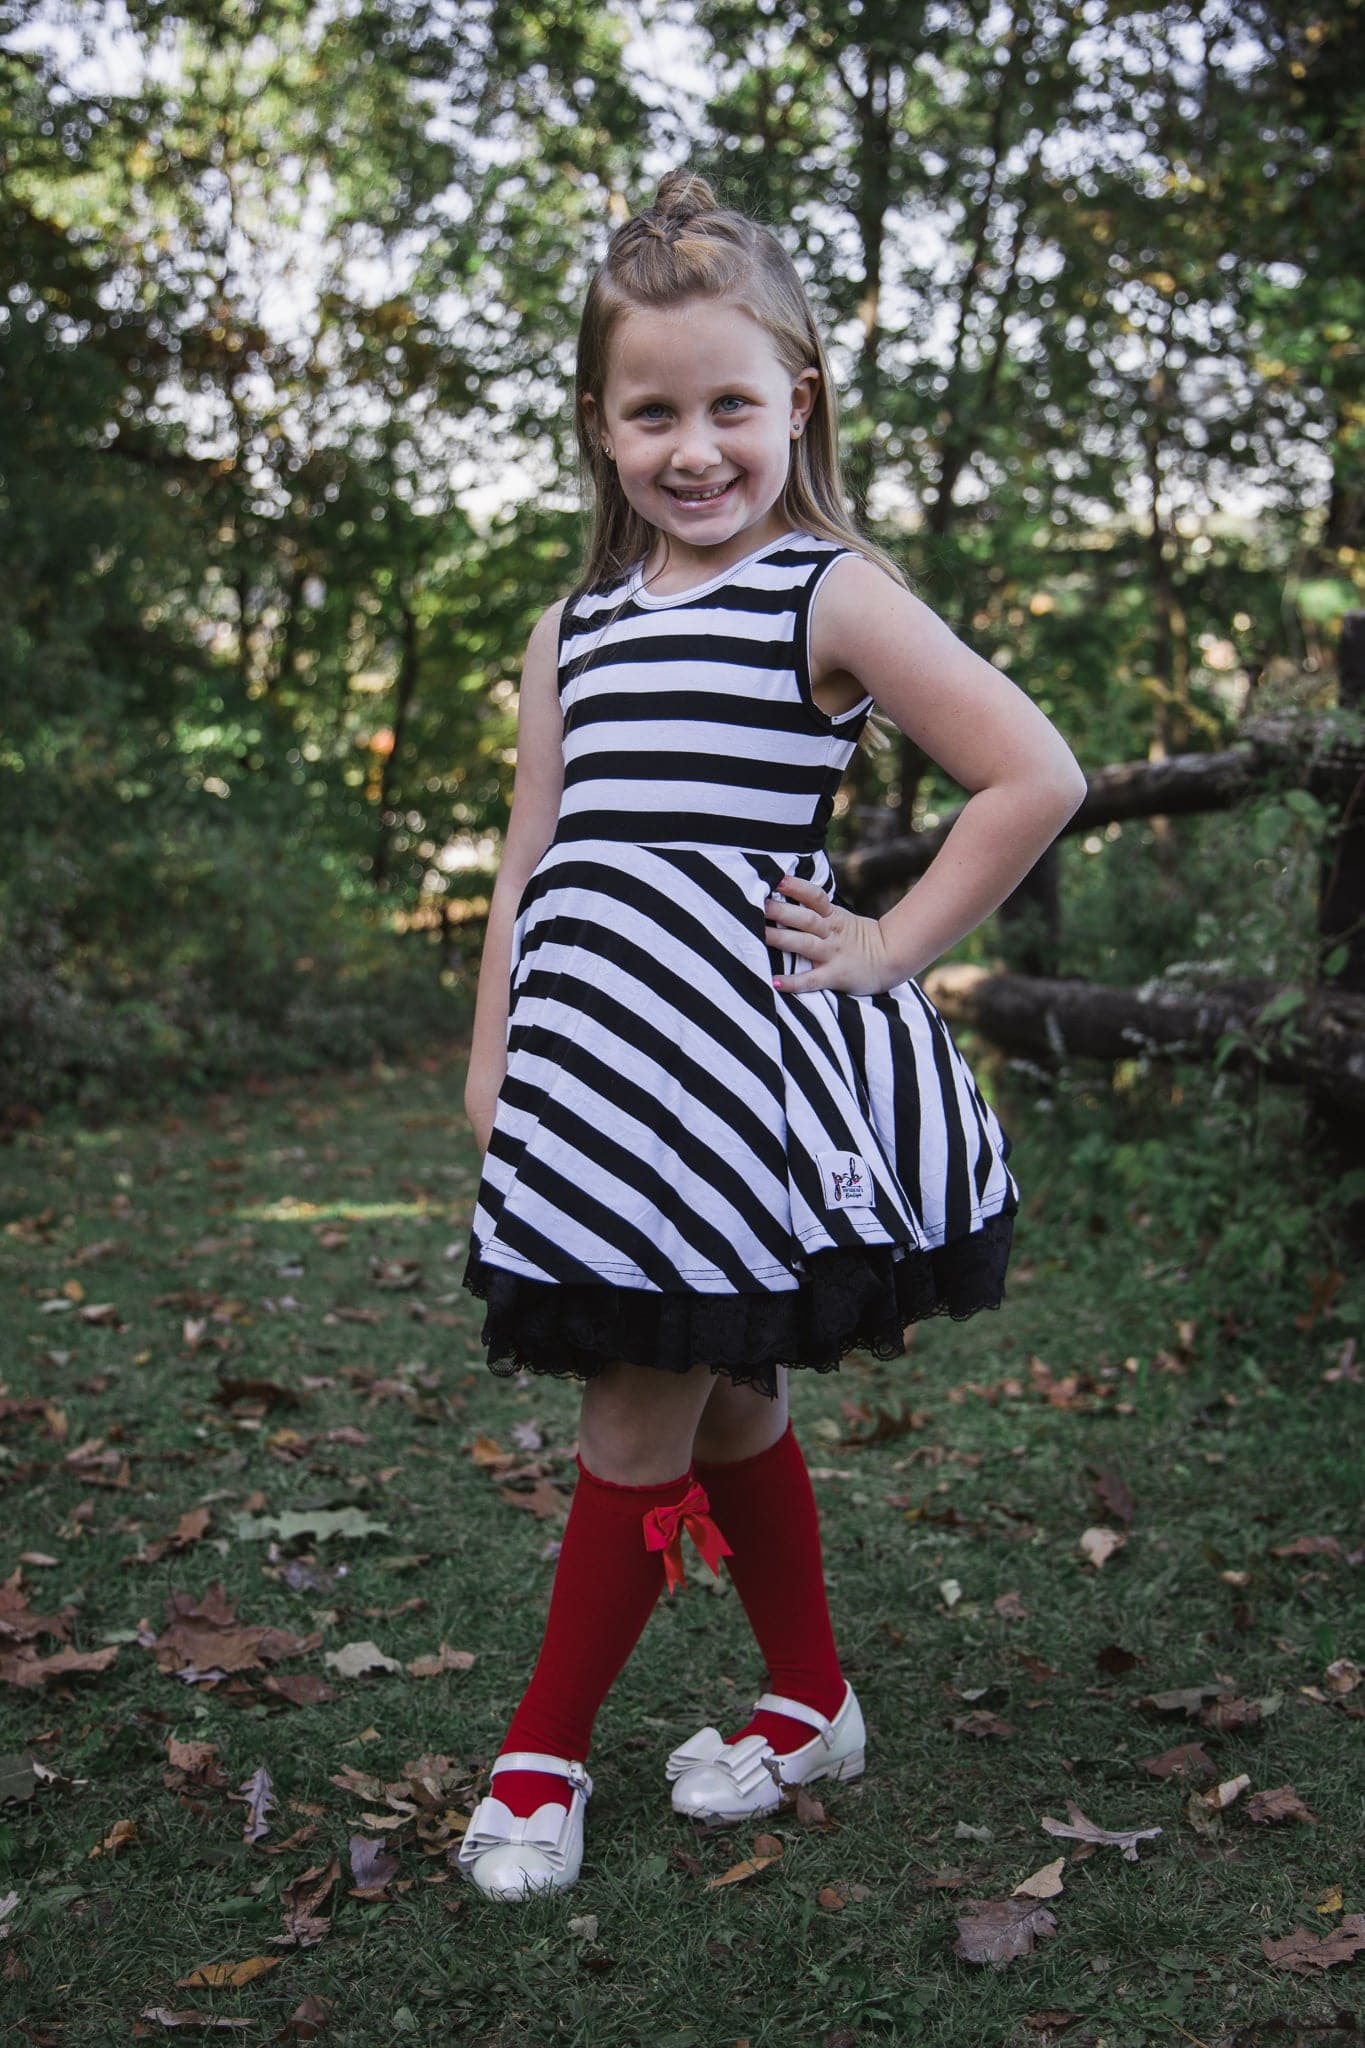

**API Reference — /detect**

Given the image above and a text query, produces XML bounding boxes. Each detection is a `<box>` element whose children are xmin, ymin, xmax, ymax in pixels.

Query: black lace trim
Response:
<box><xmin>461</xmin><ymin>1208</ymin><xmax>1016</xmax><ymax>1402</ymax></box>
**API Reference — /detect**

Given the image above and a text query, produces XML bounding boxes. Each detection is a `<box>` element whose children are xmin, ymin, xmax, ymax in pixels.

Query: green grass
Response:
<box><xmin>1</xmin><ymin>1041</ymin><xmax>1361</xmax><ymax>2048</ymax></box>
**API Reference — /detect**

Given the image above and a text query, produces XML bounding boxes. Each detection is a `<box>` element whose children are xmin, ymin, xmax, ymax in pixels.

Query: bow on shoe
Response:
<box><xmin>642</xmin><ymin>1481</ymin><xmax>733</xmax><ymax>1595</ymax></box>
<box><xmin>663</xmin><ymin>1727</ymin><xmax>780</xmax><ymax>1797</ymax></box>
<box><xmin>457</xmin><ymin>1793</ymin><xmax>577</xmax><ymax>1873</ymax></box>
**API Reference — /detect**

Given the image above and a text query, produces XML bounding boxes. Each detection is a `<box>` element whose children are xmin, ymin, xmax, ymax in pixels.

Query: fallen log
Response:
<box><xmin>923</xmin><ymin>962</ymin><xmax>1365</xmax><ymax>1117</ymax></box>
<box><xmin>842</xmin><ymin>709</ymin><xmax>1365</xmax><ymax>904</ymax></box>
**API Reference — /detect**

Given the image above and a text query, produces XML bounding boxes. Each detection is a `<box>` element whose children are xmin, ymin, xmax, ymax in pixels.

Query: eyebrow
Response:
<box><xmin>615</xmin><ymin>381</ymin><xmax>766</xmax><ymax>402</ymax></box>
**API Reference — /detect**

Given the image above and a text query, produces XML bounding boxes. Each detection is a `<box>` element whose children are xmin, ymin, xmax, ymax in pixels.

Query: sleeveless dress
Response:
<box><xmin>462</xmin><ymin>527</ymin><xmax>1020</xmax><ymax>1399</ymax></box>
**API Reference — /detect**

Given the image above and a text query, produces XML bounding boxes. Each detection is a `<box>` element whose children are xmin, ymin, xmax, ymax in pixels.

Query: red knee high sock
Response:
<box><xmin>692</xmin><ymin>1419</ymin><xmax>847</xmax><ymax>1755</ymax></box>
<box><xmin>491</xmin><ymin>1456</ymin><xmax>729</xmax><ymax>1819</ymax></box>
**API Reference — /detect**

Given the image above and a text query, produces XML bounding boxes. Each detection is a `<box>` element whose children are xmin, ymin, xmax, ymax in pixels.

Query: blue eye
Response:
<box><xmin>634</xmin><ymin>397</ymin><xmax>749</xmax><ymax>420</ymax></box>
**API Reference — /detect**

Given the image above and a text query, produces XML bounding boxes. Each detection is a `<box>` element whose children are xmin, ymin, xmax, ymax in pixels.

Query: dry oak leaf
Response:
<box><xmin>275</xmin><ymin>1995</ymin><xmax>334</xmax><ymax>2042</ymax></box>
<box><xmin>954</xmin><ymin>1895</ymin><xmax>1059</xmax><ymax>1967</ymax></box>
<box><xmin>0</xmin><ymin>1642</ymin><xmax>120</xmax><ymax>1689</ymax></box>
<box><xmin>1137</xmin><ymin>1741</ymin><xmax>1216</xmax><ymax>1780</ymax></box>
<box><xmin>1012</xmin><ymin>1857</ymin><xmax>1066</xmax><ymax>1900</ymax></box>
<box><xmin>137</xmin><ymin>2010</ymin><xmax>249</xmax><ymax>2032</ymax></box>
<box><xmin>266</xmin><ymin>1858</ymin><xmax>341</xmax><ymax>1950</ymax></box>
<box><xmin>1246</xmin><ymin>1784</ymin><xmax>1319</xmax><ymax>1825</ymax></box>
<box><xmin>261</xmin><ymin>1672</ymin><xmax>333</xmax><ymax>1708</ymax></box>
<box><xmin>1091</xmin><ymin>1466</ymin><xmax>1136</xmax><ymax>1525</ymax></box>
<box><xmin>149</xmin><ymin>1584</ymin><xmax>320</xmax><ymax>1679</ymax></box>
<box><xmin>323</xmin><ymin>1640</ymin><xmax>400</xmax><ymax>1678</ymax></box>
<box><xmin>236</xmin><ymin>1765</ymin><xmax>277</xmax><ymax>1844</ymax></box>
<box><xmin>816</xmin><ymin>1883</ymin><xmax>873</xmax><ymax>1912</ymax></box>
<box><xmin>950</xmin><ymin>1710</ymin><xmax>1016</xmax><ymax>1739</ymax></box>
<box><xmin>1270</xmin><ymin>1534</ymin><xmax>1343</xmax><ymax>1559</ymax></box>
<box><xmin>1262</xmin><ymin>1915</ymin><xmax>1365</xmax><ymax>1974</ymax></box>
<box><xmin>1324</xmin><ymin>1659</ymin><xmax>1361</xmax><ymax>1696</ymax></box>
<box><xmin>90</xmin><ymin>1817</ymin><xmax>137</xmax><ymax>1858</ymax></box>
<box><xmin>1136</xmin><ymin>1681</ymin><xmax>1229</xmax><ymax>1718</ymax></box>
<box><xmin>127</xmin><ymin>1507</ymin><xmax>213</xmax><ymax>1567</ymax></box>
<box><xmin>348</xmin><ymin>1835</ymin><xmax>401</xmax><ymax>1897</ymax></box>
<box><xmin>496</xmin><ymin>1478</ymin><xmax>571</xmax><ymax>1520</ymax></box>
<box><xmin>1191</xmin><ymin>1773</ymin><xmax>1251</xmax><ymax>1814</ymax></box>
<box><xmin>1039</xmin><ymin>1799</ymin><xmax>1162</xmax><ymax>1862</ymax></box>
<box><xmin>705</xmin><ymin>1835</ymin><xmax>784</xmax><ymax>1890</ymax></box>
<box><xmin>176</xmin><ymin>1959</ymin><xmax>281</xmax><ymax>1990</ymax></box>
<box><xmin>405</xmin><ymin>1644</ymin><xmax>476</xmax><ymax>1679</ymax></box>
<box><xmin>1079</xmin><ymin>1526</ymin><xmax>1125</xmax><ymax>1569</ymax></box>
<box><xmin>163</xmin><ymin>1737</ymin><xmax>227</xmax><ymax>1791</ymax></box>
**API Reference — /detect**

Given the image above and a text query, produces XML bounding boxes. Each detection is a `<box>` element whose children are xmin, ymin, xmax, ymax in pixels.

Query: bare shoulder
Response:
<box><xmin>811</xmin><ymin>549</ymin><xmax>1086</xmax><ymax>799</ymax></box>
<box><xmin>528</xmin><ymin>594</ymin><xmax>569</xmax><ymax>654</ymax></box>
<box><xmin>811</xmin><ymin>551</ymin><xmax>938</xmax><ymax>661</ymax></box>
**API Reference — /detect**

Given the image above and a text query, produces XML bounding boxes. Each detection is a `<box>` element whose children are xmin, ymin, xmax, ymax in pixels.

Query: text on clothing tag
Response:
<box><xmin>817</xmin><ymin>1150</ymin><xmax>873</xmax><ymax>1211</ymax></box>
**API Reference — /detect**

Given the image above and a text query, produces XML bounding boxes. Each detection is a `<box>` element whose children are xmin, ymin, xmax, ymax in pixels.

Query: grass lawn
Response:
<box><xmin>1</xmin><ymin>1042</ymin><xmax>1361</xmax><ymax>2047</ymax></box>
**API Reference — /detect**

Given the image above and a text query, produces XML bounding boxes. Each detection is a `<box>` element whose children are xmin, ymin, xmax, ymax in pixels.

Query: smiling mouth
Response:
<box><xmin>664</xmin><ymin>477</ymin><xmax>739</xmax><ymax>504</ymax></box>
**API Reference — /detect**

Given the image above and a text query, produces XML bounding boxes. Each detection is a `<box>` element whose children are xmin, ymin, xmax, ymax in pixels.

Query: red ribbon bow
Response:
<box><xmin>642</xmin><ymin>1480</ymin><xmax>733</xmax><ymax>1596</ymax></box>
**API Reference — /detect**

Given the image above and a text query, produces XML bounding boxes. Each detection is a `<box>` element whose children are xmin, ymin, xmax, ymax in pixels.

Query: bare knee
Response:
<box><xmin>577</xmin><ymin>1358</ymin><xmax>715</xmax><ymax>1485</ymax></box>
<box><xmin>691</xmin><ymin>1367</ymin><xmax>789</xmax><ymax>1463</ymax></box>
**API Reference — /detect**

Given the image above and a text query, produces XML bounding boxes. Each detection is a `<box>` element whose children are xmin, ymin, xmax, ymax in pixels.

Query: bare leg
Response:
<box><xmin>691</xmin><ymin>1362</ymin><xmax>790</xmax><ymax>1465</ymax></box>
<box><xmin>578</xmin><ymin>1355</ymin><xmax>722</xmax><ymax>1482</ymax></box>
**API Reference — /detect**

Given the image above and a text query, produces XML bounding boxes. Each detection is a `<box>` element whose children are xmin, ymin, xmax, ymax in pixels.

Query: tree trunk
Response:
<box><xmin>372</xmin><ymin>596</ymin><xmax>420</xmax><ymax>890</ymax></box>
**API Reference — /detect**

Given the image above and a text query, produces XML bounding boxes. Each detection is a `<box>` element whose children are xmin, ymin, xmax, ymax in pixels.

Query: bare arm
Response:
<box><xmin>463</xmin><ymin>598</ymin><xmax>567</xmax><ymax>1152</ymax></box>
<box><xmin>769</xmin><ymin>555</ymin><xmax>1088</xmax><ymax>993</ymax></box>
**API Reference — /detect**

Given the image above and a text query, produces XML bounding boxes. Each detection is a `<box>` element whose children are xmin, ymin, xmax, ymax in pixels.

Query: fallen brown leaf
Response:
<box><xmin>950</xmin><ymin>1710</ymin><xmax>1015</xmax><ymax>1740</ymax></box>
<box><xmin>323</xmin><ymin>1641</ymin><xmax>400</xmax><ymax>1678</ymax></box>
<box><xmin>137</xmin><ymin>2010</ymin><xmax>250</xmax><ymax>2032</ymax></box>
<box><xmin>235</xmin><ymin>1765</ymin><xmax>277</xmax><ymax>1843</ymax></box>
<box><xmin>1245</xmin><ymin>1784</ymin><xmax>1319</xmax><ymax>1825</ymax></box>
<box><xmin>1012</xmin><ymin>1857</ymin><xmax>1065</xmax><ymax>1899</ymax></box>
<box><xmin>266</xmin><ymin>1858</ymin><xmax>340</xmax><ymax>1950</ymax></box>
<box><xmin>348</xmin><ymin>1834</ymin><xmax>400</xmax><ymax>1897</ymax></box>
<box><xmin>1039</xmin><ymin>1798</ymin><xmax>1161</xmax><ymax>1862</ymax></box>
<box><xmin>0</xmin><ymin>1641</ymin><xmax>121</xmax><ymax>1689</ymax></box>
<box><xmin>270</xmin><ymin>1994</ymin><xmax>335</xmax><ymax>2042</ymax></box>
<box><xmin>705</xmin><ymin>1837</ymin><xmax>783</xmax><ymax>1890</ymax></box>
<box><xmin>1270</xmin><ymin>1533</ymin><xmax>1343</xmax><ymax>1559</ymax></box>
<box><xmin>1262</xmin><ymin>1914</ymin><xmax>1365</xmax><ymax>1974</ymax></box>
<box><xmin>1079</xmin><ymin>1526</ymin><xmax>1125</xmax><ymax>1569</ymax></box>
<box><xmin>89</xmin><ymin>1817</ymin><xmax>137</xmax><ymax>1858</ymax></box>
<box><xmin>176</xmin><ymin>1958</ymin><xmax>281</xmax><ymax>1990</ymax></box>
<box><xmin>1137</xmin><ymin>1741</ymin><xmax>1216</xmax><ymax>1780</ymax></box>
<box><xmin>405</xmin><ymin>1644</ymin><xmax>477</xmax><ymax>1679</ymax></box>
<box><xmin>954</xmin><ymin>1895</ymin><xmax>1059</xmax><ymax>1966</ymax></box>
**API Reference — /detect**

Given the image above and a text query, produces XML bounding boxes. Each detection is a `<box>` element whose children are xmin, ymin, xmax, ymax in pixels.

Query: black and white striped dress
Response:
<box><xmin>463</xmin><ymin>528</ymin><xmax>1020</xmax><ymax>1397</ymax></box>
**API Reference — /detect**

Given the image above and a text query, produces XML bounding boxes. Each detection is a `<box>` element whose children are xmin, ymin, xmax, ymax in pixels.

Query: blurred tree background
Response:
<box><xmin>1</xmin><ymin>0</ymin><xmax>1360</xmax><ymax>1116</ymax></box>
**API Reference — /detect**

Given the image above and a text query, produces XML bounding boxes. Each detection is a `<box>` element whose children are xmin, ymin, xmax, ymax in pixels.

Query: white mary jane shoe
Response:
<box><xmin>664</xmin><ymin>1679</ymin><xmax>866</xmax><ymax>1826</ymax></box>
<box><xmin>456</xmin><ymin>1750</ymin><xmax>594</xmax><ymax>1901</ymax></box>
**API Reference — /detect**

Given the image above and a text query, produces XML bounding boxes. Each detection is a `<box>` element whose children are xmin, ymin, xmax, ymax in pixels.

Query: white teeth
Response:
<box><xmin>670</xmin><ymin>480</ymin><xmax>734</xmax><ymax>501</ymax></box>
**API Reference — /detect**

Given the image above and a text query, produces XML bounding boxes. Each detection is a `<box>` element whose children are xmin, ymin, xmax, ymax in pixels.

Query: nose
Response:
<box><xmin>668</xmin><ymin>419</ymin><xmax>724</xmax><ymax>474</ymax></box>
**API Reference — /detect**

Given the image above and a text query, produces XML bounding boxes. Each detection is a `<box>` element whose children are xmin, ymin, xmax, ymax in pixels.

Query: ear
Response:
<box><xmin>790</xmin><ymin>366</ymin><xmax>819</xmax><ymax>431</ymax></box>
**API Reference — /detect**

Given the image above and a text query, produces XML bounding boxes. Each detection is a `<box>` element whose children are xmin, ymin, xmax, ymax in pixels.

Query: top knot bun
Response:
<box><xmin>651</xmin><ymin>168</ymin><xmax>718</xmax><ymax>223</ymax></box>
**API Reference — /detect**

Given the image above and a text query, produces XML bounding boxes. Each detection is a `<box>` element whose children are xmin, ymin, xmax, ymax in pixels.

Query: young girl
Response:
<box><xmin>456</xmin><ymin>169</ymin><xmax>1087</xmax><ymax>1902</ymax></box>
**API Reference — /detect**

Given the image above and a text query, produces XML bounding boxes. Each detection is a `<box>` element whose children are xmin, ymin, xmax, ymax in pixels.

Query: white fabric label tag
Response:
<box><xmin>817</xmin><ymin>1150</ymin><xmax>873</xmax><ymax>1211</ymax></box>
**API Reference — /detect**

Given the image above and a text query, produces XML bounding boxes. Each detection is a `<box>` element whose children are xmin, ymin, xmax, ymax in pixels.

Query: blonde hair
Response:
<box><xmin>570</xmin><ymin>166</ymin><xmax>901</xmax><ymax>752</ymax></box>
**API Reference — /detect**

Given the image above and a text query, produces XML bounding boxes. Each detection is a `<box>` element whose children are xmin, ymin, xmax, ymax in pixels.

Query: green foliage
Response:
<box><xmin>2</xmin><ymin>1</ymin><xmax>1362</xmax><ymax>1116</ymax></box>
<box><xmin>0</xmin><ymin>1051</ymin><xmax>1359</xmax><ymax>2044</ymax></box>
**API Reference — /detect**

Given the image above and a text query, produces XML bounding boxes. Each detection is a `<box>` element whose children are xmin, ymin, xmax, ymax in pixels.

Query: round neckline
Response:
<box><xmin>627</xmin><ymin>528</ymin><xmax>804</xmax><ymax>609</ymax></box>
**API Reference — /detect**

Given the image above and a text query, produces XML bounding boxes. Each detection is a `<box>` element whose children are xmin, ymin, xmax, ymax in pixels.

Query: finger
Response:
<box><xmin>765</xmin><ymin>923</ymin><xmax>821</xmax><ymax>955</ymax></box>
<box><xmin>768</xmin><ymin>899</ymin><xmax>821</xmax><ymax>931</ymax></box>
<box><xmin>777</xmin><ymin>876</ymin><xmax>828</xmax><ymax>909</ymax></box>
<box><xmin>773</xmin><ymin>964</ymin><xmax>826</xmax><ymax>992</ymax></box>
